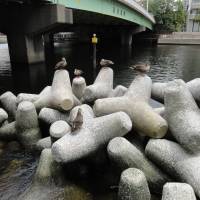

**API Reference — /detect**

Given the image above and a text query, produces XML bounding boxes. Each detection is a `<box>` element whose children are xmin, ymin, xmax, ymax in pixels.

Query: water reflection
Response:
<box><xmin>0</xmin><ymin>44</ymin><xmax>12</xmax><ymax>94</ymax></box>
<box><xmin>11</xmin><ymin>63</ymin><xmax>48</xmax><ymax>94</ymax></box>
<box><xmin>1</xmin><ymin>43</ymin><xmax>200</xmax><ymax>94</ymax></box>
<box><xmin>0</xmin><ymin>150</ymin><xmax>37</xmax><ymax>200</ymax></box>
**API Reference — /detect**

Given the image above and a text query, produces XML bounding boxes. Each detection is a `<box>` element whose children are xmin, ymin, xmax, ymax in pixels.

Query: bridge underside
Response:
<box><xmin>0</xmin><ymin>0</ymin><xmax>154</xmax><ymax>29</ymax></box>
<box><xmin>49</xmin><ymin>0</ymin><xmax>154</xmax><ymax>29</ymax></box>
<box><xmin>0</xmin><ymin>1</ymin><xmax>154</xmax><ymax>65</ymax></box>
<box><xmin>73</xmin><ymin>9</ymin><xmax>136</xmax><ymax>26</ymax></box>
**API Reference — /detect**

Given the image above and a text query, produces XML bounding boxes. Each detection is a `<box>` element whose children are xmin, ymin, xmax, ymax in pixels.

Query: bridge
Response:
<box><xmin>0</xmin><ymin>0</ymin><xmax>155</xmax><ymax>64</ymax></box>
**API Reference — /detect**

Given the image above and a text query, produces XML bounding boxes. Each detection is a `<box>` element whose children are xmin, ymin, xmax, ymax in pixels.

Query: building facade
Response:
<box><xmin>184</xmin><ymin>0</ymin><xmax>200</xmax><ymax>32</ymax></box>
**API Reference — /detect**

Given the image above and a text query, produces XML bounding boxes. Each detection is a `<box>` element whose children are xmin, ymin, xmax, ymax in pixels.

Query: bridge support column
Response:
<box><xmin>43</xmin><ymin>33</ymin><xmax>55</xmax><ymax>67</ymax></box>
<box><xmin>2</xmin><ymin>4</ymin><xmax>73</xmax><ymax>64</ymax></box>
<box><xmin>44</xmin><ymin>33</ymin><xmax>54</xmax><ymax>59</ymax></box>
<box><xmin>44</xmin><ymin>34</ymin><xmax>54</xmax><ymax>51</ymax></box>
<box><xmin>120</xmin><ymin>26</ymin><xmax>146</xmax><ymax>46</ymax></box>
<box><xmin>7</xmin><ymin>34</ymin><xmax>45</xmax><ymax>64</ymax></box>
<box><xmin>121</xmin><ymin>30</ymin><xmax>133</xmax><ymax>46</ymax></box>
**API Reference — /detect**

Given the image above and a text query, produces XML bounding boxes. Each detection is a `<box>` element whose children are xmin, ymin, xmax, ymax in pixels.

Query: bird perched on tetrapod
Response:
<box><xmin>74</xmin><ymin>69</ymin><xmax>83</xmax><ymax>77</ymax></box>
<box><xmin>71</xmin><ymin>108</ymin><xmax>83</xmax><ymax>132</ymax></box>
<box><xmin>100</xmin><ymin>59</ymin><xmax>114</xmax><ymax>68</ymax></box>
<box><xmin>130</xmin><ymin>63</ymin><xmax>150</xmax><ymax>76</ymax></box>
<box><xmin>55</xmin><ymin>57</ymin><xmax>67</xmax><ymax>70</ymax></box>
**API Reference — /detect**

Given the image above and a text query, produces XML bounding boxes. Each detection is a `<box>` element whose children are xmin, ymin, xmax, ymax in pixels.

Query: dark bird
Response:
<box><xmin>130</xmin><ymin>64</ymin><xmax>150</xmax><ymax>75</ymax></box>
<box><xmin>100</xmin><ymin>59</ymin><xmax>114</xmax><ymax>68</ymax></box>
<box><xmin>71</xmin><ymin>108</ymin><xmax>83</xmax><ymax>132</ymax></box>
<box><xmin>74</xmin><ymin>69</ymin><xmax>83</xmax><ymax>77</ymax></box>
<box><xmin>55</xmin><ymin>57</ymin><xmax>67</xmax><ymax>70</ymax></box>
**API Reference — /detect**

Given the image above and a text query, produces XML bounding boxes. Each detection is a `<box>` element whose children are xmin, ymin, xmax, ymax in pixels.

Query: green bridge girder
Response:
<box><xmin>50</xmin><ymin>0</ymin><xmax>154</xmax><ymax>30</ymax></box>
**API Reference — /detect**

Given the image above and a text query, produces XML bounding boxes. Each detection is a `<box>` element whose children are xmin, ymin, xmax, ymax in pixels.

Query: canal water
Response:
<box><xmin>0</xmin><ymin>42</ymin><xmax>200</xmax><ymax>200</ymax></box>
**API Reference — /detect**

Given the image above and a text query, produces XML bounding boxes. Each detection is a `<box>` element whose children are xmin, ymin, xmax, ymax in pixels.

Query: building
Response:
<box><xmin>185</xmin><ymin>0</ymin><xmax>200</xmax><ymax>32</ymax></box>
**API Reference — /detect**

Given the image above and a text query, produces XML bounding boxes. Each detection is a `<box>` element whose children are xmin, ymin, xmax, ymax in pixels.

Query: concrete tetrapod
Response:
<box><xmin>164</xmin><ymin>79</ymin><xmax>200</xmax><ymax>153</ymax></box>
<box><xmin>187</xmin><ymin>78</ymin><xmax>200</xmax><ymax>104</ymax></box>
<box><xmin>94</xmin><ymin>75</ymin><xmax>168</xmax><ymax>138</ymax></box>
<box><xmin>154</xmin><ymin>107</ymin><xmax>166</xmax><ymax>118</ymax></box>
<box><xmin>37</xmin><ymin>120</ymin><xmax>71</xmax><ymax>151</ymax></box>
<box><xmin>0</xmin><ymin>101</ymin><xmax>41</xmax><ymax>148</ymax></box>
<box><xmin>0</xmin><ymin>108</ymin><xmax>8</xmax><ymax>124</ymax></box>
<box><xmin>16</xmin><ymin>101</ymin><xmax>41</xmax><ymax>149</ymax></box>
<box><xmin>52</xmin><ymin>104</ymin><xmax>132</xmax><ymax>163</ymax></box>
<box><xmin>20</xmin><ymin>149</ymin><xmax>63</xmax><ymax>200</ymax></box>
<box><xmin>50</xmin><ymin>120</ymin><xmax>71</xmax><ymax>143</ymax></box>
<box><xmin>51</xmin><ymin>69</ymin><xmax>74</xmax><ymax>111</ymax></box>
<box><xmin>34</xmin><ymin>86</ymin><xmax>52</xmax><ymax>110</ymax></box>
<box><xmin>109</xmin><ymin>85</ymin><xmax>127</xmax><ymax>97</ymax></box>
<box><xmin>82</xmin><ymin>67</ymin><xmax>113</xmax><ymax>103</ymax></box>
<box><xmin>17</xmin><ymin>93</ymin><xmax>39</xmax><ymax>104</ymax></box>
<box><xmin>34</xmin><ymin>70</ymin><xmax>78</xmax><ymax>111</ymax></box>
<box><xmin>118</xmin><ymin>168</ymin><xmax>151</xmax><ymax>200</ymax></box>
<box><xmin>0</xmin><ymin>121</ymin><xmax>17</xmax><ymax>140</ymax></box>
<box><xmin>36</xmin><ymin>137</ymin><xmax>51</xmax><ymax>151</ymax></box>
<box><xmin>145</xmin><ymin>139</ymin><xmax>200</xmax><ymax>198</ymax></box>
<box><xmin>0</xmin><ymin>91</ymin><xmax>17</xmax><ymax>120</ymax></box>
<box><xmin>152</xmin><ymin>78</ymin><xmax>200</xmax><ymax>104</ymax></box>
<box><xmin>161</xmin><ymin>183</ymin><xmax>196</xmax><ymax>200</ymax></box>
<box><xmin>34</xmin><ymin>148</ymin><xmax>62</xmax><ymax>185</ymax></box>
<box><xmin>107</xmin><ymin>137</ymin><xmax>170</xmax><ymax>193</ymax></box>
<box><xmin>34</xmin><ymin>85</ymin><xmax>80</xmax><ymax>111</ymax></box>
<box><xmin>151</xmin><ymin>82</ymin><xmax>167</xmax><ymax>103</ymax></box>
<box><xmin>72</xmin><ymin>76</ymin><xmax>86</xmax><ymax>100</ymax></box>
<box><xmin>36</xmin><ymin>120</ymin><xmax>71</xmax><ymax>151</ymax></box>
<box><xmin>38</xmin><ymin>107</ymin><xmax>69</xmax><ymax>126</ymax></box>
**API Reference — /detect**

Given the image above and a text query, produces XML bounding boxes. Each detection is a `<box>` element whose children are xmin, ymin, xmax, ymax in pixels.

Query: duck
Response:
<box><xmin>130</xmin><ymin>63</ymin><xmax>150</xmax><ymax>75</ymax></box>
<box><xmin>55</xmin><ymin>57</ymin><xmax>67</xmax><ymax>70</ymax></box>
<box><xmin>74</xmin><ymin>69</ymin><xmax>83</xmax><ymax>77</ymax></box>
<box><xmin>71</xmin><ymin>108</ymin><xmax>83</xmax><ymax>132</ymax></box>
<box><xmin>100</xmin><ymin>59</ymin><xmax>114</xmax><ymax>68</ymax></box>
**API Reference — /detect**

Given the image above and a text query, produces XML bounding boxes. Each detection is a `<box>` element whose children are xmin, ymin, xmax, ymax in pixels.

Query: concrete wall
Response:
<box><xmin>158</xmin><ymin>32</ymin><xmax>200</xmax><ymax>44</ymax></box>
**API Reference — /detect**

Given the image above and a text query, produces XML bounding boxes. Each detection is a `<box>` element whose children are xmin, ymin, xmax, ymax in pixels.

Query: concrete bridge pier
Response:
<box><xmin>43</xmin><ymin>33</ymin><xmax>55</xmax><ymax>61</ymax></box>
<box><xmin>120</xmin><ymin>26</ymin><xmax>146</xmax><ymax>46</ymax></box>
<box><xmin>0</xmin><ymin>4</ymin><xmax>73</xmax><ymax>65</ymax></box>
<box><xmin>44</xmin><ymin>33</ymin><xmax>54</xmax><ymax>51</ymax></box>
<box><xmin>7</xmin><ymin>34</ymin><xmax>45</xmax><ymax>64</ymax></box>
<box><xmin>121</xmin><ymin>29</ymin><xmax>133</xmax><ymax>46</ymax></box>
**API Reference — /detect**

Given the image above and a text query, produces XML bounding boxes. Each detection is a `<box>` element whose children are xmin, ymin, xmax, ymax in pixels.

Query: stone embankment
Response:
<box><xmin>158</xmin><ymin>32</ymin><xmax>200</xmax><ymax>45</ymax></box>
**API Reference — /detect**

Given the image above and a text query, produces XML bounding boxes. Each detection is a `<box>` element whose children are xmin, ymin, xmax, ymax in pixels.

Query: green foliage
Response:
<box><xmin>149</xmin><ymin>0</ymin><xmax>186</xmax><ymax>33</ymax></box>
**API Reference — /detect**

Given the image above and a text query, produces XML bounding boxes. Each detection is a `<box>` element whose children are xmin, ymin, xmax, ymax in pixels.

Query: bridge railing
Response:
<box><xmin>118</xmin><ymin>0</ymin><xmax>155</xmax><ymax>23</ymax></box>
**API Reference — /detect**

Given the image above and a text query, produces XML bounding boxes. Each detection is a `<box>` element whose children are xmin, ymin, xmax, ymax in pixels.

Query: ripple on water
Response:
<box><xmin>0</xmin><ymin>150</ymin><xmax>38</xmax><ymax>200</ymax></box>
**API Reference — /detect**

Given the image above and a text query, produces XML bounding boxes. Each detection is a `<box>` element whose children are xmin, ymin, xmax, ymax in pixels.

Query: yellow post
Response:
<box><xmin>92</xmin><ymin>33</ymin><xmax>98</xmax><ymax>80</ymax></box>
<box><xmin>92</xmin><ymin>33</ymin><xmax>98</xmax><ymax>44</ymax></box>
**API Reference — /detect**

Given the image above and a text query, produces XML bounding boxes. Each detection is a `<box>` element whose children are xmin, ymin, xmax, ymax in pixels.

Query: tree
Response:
<box><xmin>149</xmin><ymin>0</ymin><xmax>186</xmax><ymax>33</ymax></box>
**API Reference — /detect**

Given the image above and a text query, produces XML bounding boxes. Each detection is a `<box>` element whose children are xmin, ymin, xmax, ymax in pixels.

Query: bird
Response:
<box><xmin>100</xmin><ymin>59</ymin><xmax>114</xmax><ymax>68</ymax></box>
<box><xmin>55</xmin><ymin>57</ymin><xmax>67</xmax><ymax>70</ymax></box>
<box><xmin>74</xmin><ymin>69</ymin><xmax>83</xmax><ymax>77</ymax></box>
<box><xmin>130</xmin><ymin>63</ymin><xmax>150</xmax><ymax>75</ymax></box>
<box><xmin>71</xmin><ymin>108</ymin><xmax>83</xmax><ymax>132</ymax></box>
